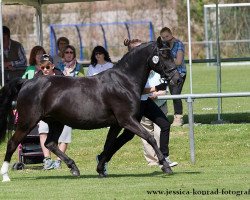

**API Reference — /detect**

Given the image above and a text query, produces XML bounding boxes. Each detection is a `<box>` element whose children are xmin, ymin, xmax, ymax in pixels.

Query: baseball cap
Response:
<box><xmin>40</xmin><ymin>54</ymin><xmax>53</xmax><ymax>63</ymax></box>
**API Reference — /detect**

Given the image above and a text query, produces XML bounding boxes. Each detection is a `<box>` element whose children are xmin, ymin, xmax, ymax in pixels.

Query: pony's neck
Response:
<box><xmin>121</xmin><ymin>45</ymin><xmax>152</xmax><ymax>95</ymax></box>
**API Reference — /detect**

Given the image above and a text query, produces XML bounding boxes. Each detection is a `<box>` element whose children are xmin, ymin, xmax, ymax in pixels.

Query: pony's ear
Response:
<box><xmin>156</xmin><ymin>36</ymin><xmax>163</xmax><ymax>49</ymax></box>
<box><xmin>157</xmin><ymin>36</ymin><xmax>170</xmax><ymax>49</ymax></box>
<box><xmin>124</xmin><ymin>39</ymin><xmax>130</xmax><ymax>46</ymax></box>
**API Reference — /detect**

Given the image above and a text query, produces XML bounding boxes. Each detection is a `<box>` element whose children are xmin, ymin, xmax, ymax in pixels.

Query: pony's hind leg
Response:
<box><xmin>45</xmin><ymin>121</ymin><xmax>80</xmax><ymax>177</ymax></box>
<box><xmin>1</xmin><ymin>128</ymin><xmax>29</xmax><ymax>182</ymax></box>
<box><xmin>96</xmin><ymin>124</ymin><xmax>122</xmax><ymax>177</ymax></box>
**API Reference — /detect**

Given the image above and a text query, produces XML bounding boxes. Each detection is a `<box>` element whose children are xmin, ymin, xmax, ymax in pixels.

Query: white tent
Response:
<box><xmin>0</xmin><ymin>0</ymin><xmax>103</xmax><ymax>86</ymax></box>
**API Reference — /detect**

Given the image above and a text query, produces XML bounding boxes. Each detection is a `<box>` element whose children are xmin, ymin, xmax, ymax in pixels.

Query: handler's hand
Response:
<box><xmin>155</xmin><ymin>83</ymin><xmax>167</xmax><ymax>92</ymax></box>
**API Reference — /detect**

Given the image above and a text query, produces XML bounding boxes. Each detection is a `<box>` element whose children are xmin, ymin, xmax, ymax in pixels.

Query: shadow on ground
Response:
<box><xmin>168</xmin><ymin>113</ymin><xmax>250</xmax><ymax>125</ymax></box>
<box><xmin>12</xmin><ymin>170</ymin><xmax>202</xmax><ymax>181</ymax></box>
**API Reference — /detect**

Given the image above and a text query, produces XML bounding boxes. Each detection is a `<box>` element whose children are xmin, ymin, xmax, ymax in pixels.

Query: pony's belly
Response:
<box><xmin>63</xmin><ymin>115</ymin><xmax>117</xmax><ymax>130</ymax></box>
<box><xmin>73</xmin><ymin>121</ymin><xmax>116</xmax><ymax>130</ymax></box>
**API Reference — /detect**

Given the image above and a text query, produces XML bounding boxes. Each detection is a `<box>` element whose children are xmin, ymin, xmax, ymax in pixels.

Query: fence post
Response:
<box><xmin>187</xmin><ymin>96</ymin><xmax>195</xmax><ymax>164</ymax></box>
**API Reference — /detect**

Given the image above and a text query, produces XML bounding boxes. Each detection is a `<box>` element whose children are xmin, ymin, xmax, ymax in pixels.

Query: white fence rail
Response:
<box><xmin>158</xmin><ymin>92</ymin><xmax>250</xmax><ymax>164</ymax></box>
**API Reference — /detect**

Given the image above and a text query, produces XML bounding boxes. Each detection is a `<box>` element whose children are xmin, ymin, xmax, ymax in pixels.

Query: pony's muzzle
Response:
<box><xmin>177</xmin><ymin>77</ymin><xmax>183</xmax><ymax>85</ymax></box>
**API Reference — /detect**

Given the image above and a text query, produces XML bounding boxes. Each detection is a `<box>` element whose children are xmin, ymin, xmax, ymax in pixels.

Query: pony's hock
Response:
<box><xmin>0</xmin><ymin>37</ymin><xmax>180</xmax><ymax>181</ymax></box>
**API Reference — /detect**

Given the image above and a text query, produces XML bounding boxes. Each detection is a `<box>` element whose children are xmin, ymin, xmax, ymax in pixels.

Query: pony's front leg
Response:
<box><xmin>146</xmin><ymin>135</ymin><xmax>172</xmax><ymax>174</ymax></box>
<box><xmin>45</xmin><ymin>141</ymin><xmax>80</xmax><ymax>177</ymax></box>
<box><xmin>124</xmin><ymin>120</ymin><xmax>173</xmax><ymax>175</ymax></box>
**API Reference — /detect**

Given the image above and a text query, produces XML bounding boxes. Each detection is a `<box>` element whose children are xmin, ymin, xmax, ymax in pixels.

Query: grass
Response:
<box><xmin>169</xmin><ymin>63</ymin><xmax>250</xmax><ymax>124</ymax></box>
<box><xmin>0</xmin><ymin>63</ymin><xmax>249</xmax><ymax>199</ymax></box>
<box><xmin>0</xmin><ymin>126</ymin><xmax>249</xmax><ymax>200</ymax></box>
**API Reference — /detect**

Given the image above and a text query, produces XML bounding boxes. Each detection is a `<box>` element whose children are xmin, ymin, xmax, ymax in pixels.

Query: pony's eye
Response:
<box><xmin>161</xmin><ymin>50</ymin><xmax>169</xmax><ymax>55</ymax></box>
<box><xmin>160</xmin><ymin>49</ymin><xmax>171</xmax><ymax>58</ymax></box>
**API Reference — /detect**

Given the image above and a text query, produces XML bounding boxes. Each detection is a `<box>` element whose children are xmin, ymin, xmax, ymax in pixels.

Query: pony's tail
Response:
<box><xmin>0</xmin><ymin>78</ymin><xmax>26</xmax><ymax>143</ymax></box>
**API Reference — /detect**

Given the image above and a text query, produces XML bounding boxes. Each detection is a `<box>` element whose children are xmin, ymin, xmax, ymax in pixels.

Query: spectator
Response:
<box><xmin>57</xmin><ymin>45</ymin><xmax>82</xmax><ymax>77</ymax></box>
<box><xmin>160</xmin><ymin>27</ymin><xmax>186</xmax><ymax>126</ymax></box>
<box><xmin>53</xmin><ymin>37</ymin><xmax>70</xmax><ymax>67</ymax></box>
<box><xmin>22</xmin><ymin>46</ymin><xmax>46</xmax><ymax>79</ymax></box>
<box><xmin>86</xmin><ymin>45</ymin><xmax>113</xmax><ymax>76</ymax></box>
<box><xmin>2</xmin><ymin>26</ymin><xmax>27</xmax><ymax>69</ymax></box>
<box><xmin>35</xmin><ymin>54</ymin><xmax>72</xmax><ymax>170</ymax></box>
<box><xmin>86</xmin><ymin>45</ymin><xmax>113</xmax><ymax>174</ymax></box>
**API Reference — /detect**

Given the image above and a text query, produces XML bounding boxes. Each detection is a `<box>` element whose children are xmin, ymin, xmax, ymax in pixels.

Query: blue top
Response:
<box><xmin>57</xmin><ymin>61</ymin><xmax>81</xmax><ymax>77</ymax></box>
<box><xmin>171</xmin><ymin>39</ymin><xmax>186</xmax><ymax>76</ymax></box>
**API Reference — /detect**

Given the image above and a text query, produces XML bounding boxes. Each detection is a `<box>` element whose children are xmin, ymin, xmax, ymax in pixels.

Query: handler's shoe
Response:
<box><xmin>53</xmin><ymin>160</ymin><xmax>62</xmax><ymax>169</ymax></box>
<box><xmin>43</xmin><ymin>157</ymin><xmax>54</xmax><ymax>170</ymax></box>
<box><xmin>172</xmin><ymin>114</ymin><xmax>184</xmax><ymax>127</ymax></box>
<box><xmin>165</xmin><ymin>156</ymin><xmax>178</xmax><ymax>167</ymax></box>
<box><xmin>96</xmin><ymin>155</ymin><xmax>108</xmax><ymax>176</ymax></box>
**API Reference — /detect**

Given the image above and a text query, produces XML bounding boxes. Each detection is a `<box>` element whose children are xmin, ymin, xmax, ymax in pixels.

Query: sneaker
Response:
<box><xmin>53</xmin><ymin>160</ymin><xmax>62</xmax><ymax>169</ymax></box>
<box><xmin>172</xmin><ymin>114</ymin><xmax>184</xmax><ymax>127</ymax></box>
<box><xmin>43</xmin><ymin>157</ymin><xmax>54</xmax><ymax>170</ymax></box>
<box><xmin>96</xmin><ymin>155</ymin><xmax>108</xmax><ymax>176</ymax></box>
<box><xmin>165</xmin><ymin>156</ymin><xmax>178</xmax><ymax>167</ymax></box>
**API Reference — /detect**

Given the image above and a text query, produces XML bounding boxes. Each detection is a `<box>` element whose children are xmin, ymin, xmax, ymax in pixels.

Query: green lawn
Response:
<box><xmin>0</xmin><ymin>64</ymin><xmax>249</xmax><ymax>199</ymax></box>
<box><xmin>0</xmin><ymin>126</ymin><xmax>249</xmax><ymax>200</ymax></box>
<box><xmin>169</xmin><ymin>64</ymin><xmax>250</xmax><ymax>124</ymax></box>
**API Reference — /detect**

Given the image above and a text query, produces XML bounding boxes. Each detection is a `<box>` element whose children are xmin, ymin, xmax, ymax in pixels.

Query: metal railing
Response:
<box><xmin>158</xmin><ymin>92</ymin><xmax>250</xmax><ymax>164</ymax></box>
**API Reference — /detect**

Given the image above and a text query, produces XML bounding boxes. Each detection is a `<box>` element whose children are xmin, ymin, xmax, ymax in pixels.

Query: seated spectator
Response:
<box><xmin>86</xmin><ymin>45</ymin><xmax>113</xmax><ymax>76</ymax></box>
<box><xmin>57</xmin><ymin>45</ymin><xmax>82</xmax><ymax>77</ymax></box>
<box><xmin>35</xmin><ymin>54</ymin><xmax>72</xmax><ymax>170</ymax></box>
<box><xmin>2</xmin><ymin>26</ymin><xmax>27</xmax><ymax>69</ymax></box>
<box><xmin>53</xmin><ymin>37</ymin><xmax>70</xmax><ymax>67</ymax></box>
<box><xmin>22</xmin><ymin>46</ymin><xmax>46</xmax><ymax>79</ymax></box>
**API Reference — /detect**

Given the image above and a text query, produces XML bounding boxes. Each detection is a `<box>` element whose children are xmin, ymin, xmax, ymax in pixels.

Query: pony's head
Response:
<box><xmin>147</xmin><ymin>37</ymin><xmax>182</xmax><ymax>85</ymax></box>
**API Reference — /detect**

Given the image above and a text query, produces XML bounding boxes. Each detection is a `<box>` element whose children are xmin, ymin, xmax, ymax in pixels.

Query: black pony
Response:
<box><xmin>0</xmin><ymin>39</ymin><xmax>180</xmax><ymax>182</ymax></box>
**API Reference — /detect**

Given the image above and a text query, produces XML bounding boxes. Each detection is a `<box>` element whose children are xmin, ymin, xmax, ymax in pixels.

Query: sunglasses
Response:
<box><xmin>65</xmin><ymin>51</ymin><xmax>74</xmax><ymax>54</ymax></box>
<box><xmin>41</xmin><ymin>66</ymin><xmax>51</xmax><ymax>70</ymax></box>
<box><xmin>95</xmin><ymin>52</ymin><xmax>103</xmax><ymax>56</ymax></box>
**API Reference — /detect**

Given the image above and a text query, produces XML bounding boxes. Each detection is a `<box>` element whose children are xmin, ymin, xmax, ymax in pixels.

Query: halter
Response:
<box><xmin>147</xmin><ymin>44</ymin><xmax>178</xmax><ymax>83</ymax></box>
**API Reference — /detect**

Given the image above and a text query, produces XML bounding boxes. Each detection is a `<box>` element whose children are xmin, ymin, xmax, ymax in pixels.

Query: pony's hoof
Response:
<box><xmin>96</xmin><ymin>168</ymin><xmax>107</xmax><ymax>178</ymax></box>
<box><xmin>98</xmin><ymin>172</ymin><xmax>107</xmax><ymax>178</ymax></box>
<box><xmin>70</xmin><ymin>169</ymin><xmax>80</xmax><ymax>177</ymax></box>
<box><xmin>161</xmin><ymin>166</ymin><xmax>173</xmax><ymax>175</ymax></box>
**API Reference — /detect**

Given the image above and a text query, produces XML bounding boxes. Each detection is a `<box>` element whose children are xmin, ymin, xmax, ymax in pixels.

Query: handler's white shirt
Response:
<box><xmin>141</xmin><ymin>71</ymin><xmax>167</xmax><ymax>106</ymax></box>
<box><xmin>87</xmin><ymin>62</ymin><xmax>113</xmax><ymax>76</ymax></box>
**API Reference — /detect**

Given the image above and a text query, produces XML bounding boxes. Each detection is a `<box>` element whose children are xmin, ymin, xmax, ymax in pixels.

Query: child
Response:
<box><xmin>36</xmin><ymin>54</ymin><xmax>72</xmax><ymax>170</ymax></box>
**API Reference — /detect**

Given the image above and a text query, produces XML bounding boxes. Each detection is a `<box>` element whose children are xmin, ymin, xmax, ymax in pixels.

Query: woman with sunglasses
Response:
<box><xmin>57</xmin><ymin>45</ymin><xmax>82</xmax><ymax>77</ymax></box>
<box><xmin>160</xmin><ymin>27</ymin><xmax>186</xmax><ymax>126</ymax></box>
<box><xmin>87</xmin><ymin>45</ymin><xmax>113</xmax><ymax>76</ymax></box>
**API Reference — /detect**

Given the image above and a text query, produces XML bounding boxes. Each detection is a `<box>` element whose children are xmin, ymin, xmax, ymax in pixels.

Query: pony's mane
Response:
<box><xmin>113</xmin><ymin>41</ymin><xmax>155</xmax><ymax>68</ymax></box>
